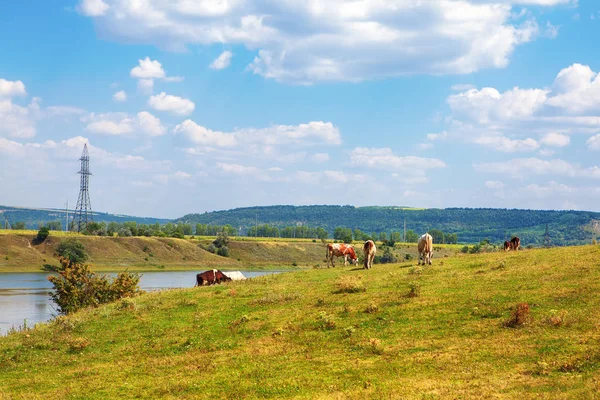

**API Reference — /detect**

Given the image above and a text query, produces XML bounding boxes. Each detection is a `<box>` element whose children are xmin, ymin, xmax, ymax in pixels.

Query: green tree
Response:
<box><xmin>405</xmin><ymin>230</ymin><xmax>419</xmax><ymax>243</ymax></box>
<box><xmin>429</xmin><ymin>229</ymin><xmax>445</xmax><ymax>244</ymax></box>
<box><xmin>56</xmin><ymin>238</ymin><xmax>88</xmax><ymax>265</ymax></box>
<box><xmin>36</xmin><ymin>227</ymin><xmax>50</xmax><ymax>242</ymax></box>
<box><xmin>46</xmin><ymin>221</ymin><xmax>62</xmax><ymax>231</ymax></box>
<box><xmin>12</xmin><ymin>221</ymin><xmax>25</xmax><ymax>230</ymax></box>
<box><xmin>379</xmin><ymin>232</ymin><xmax>387</xmax><ymax>242</ymax></box>
<box><xmin>390</xmin><ymin>231</ymin><xmax>401</xmax><ymax>242</ymax></box>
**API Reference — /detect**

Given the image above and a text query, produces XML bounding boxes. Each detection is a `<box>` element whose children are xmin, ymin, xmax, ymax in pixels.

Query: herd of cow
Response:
<box><xmin>194</xmin><ymin>234</ymin><xmax>522</xmax><ymax>286</ymax></box>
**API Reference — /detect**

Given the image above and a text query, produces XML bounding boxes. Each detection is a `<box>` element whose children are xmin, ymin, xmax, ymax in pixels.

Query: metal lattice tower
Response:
<box><xmin>543</xmin><ymin>223</ymin><xmax>551</xmax><ymax>247</ymax></box>
<box><xmin>74</xmin><ymin>144</ymin><xmax>93</xmax><ymax>232</ymax></box>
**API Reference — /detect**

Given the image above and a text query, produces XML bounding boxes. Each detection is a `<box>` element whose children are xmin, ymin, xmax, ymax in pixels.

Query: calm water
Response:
<box><xmin>0</xmin><ymin>270</ymin><xmax>282</xmax><ymax>335</ymax></box>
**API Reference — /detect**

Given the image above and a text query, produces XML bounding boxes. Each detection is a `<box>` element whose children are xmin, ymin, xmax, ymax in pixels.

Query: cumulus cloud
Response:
<box><xmin>540</xmin><ymin>132</ymin><xmax>570</xmax><ymax>147</ymax></box>
<box><xmin>83</xmin><ymin>111</ymin><xmax>166</xmax><ymax>136</ymax></box>
<box><xmin>210</xmin><ymin>51</ymin><xmax>233</xmax><ymax>70</ymax></box>
<box><xmin>175</xmin><ymin>120</ymin><xmax>341</xmax><ymax>149</ymax></box>
<box><xmin>113</xmin><ymin>90</ymin><xmax>127</xmax><ymax>102</ymax></box>
<box><xmin>473</xmin><ymin>135</ymin><xmax>539</xmax><ymax>152</ymax></box>
<box><xmin>75</xmin><ymin>0</ymin><xmax>566</xmax><ymax>84</ymax></box>
<box><xmin>130</xmin><ymin>57</ymin><xmax>166</xmax><ymax>80</ymax></box>
<box><xmin>351</xmin><ymin>147</ymin><xmax>446</xmax><ymax>171</ymax></box>
<box><xmin>0</xmin><ymin>78</ymin><xmax>27</xmax><ymax>98</ymax></box>
<box><xmin>130</xmin><ymin>57</ymin><xmax>183</xmax><ymax>94</ymax></box>
<box><xmin>0</xmin><ymin>97</ymin><xmax>40</xmax><ymax>138</ymax></box>
<box><xmin>76</xmin><ymin>0</ymin><xmax>109</xmax><ymax>17</ymax></box>
<box><xmin>586</xmin><ymin>134</ymin><xmax>600</xmax><ymax>150</ymax></box>
<box><xmin>148</xmin><ymin>92</ymin><xmax>195</xmax><ymax>116</ymax></box>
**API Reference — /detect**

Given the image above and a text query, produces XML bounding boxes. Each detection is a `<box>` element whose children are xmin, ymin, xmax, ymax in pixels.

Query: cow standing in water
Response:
<box><xmin>418</xmin><ymin>233</ymin><xmax>433</xmax><ymax>265</ymax></box>
<box><xmin>326</xmin><ymin>243</ymin><xmax>358</xmax><ymax>268</ymax></box>
<box><xmin>363</xmin><ymin>240</ymin><xmax>376</xmax><ymax>270</ymax></box>
<box><xmin>195</xmin><ymin>269</ymin><xmax>232</xmax><ymax>286</ymax></box>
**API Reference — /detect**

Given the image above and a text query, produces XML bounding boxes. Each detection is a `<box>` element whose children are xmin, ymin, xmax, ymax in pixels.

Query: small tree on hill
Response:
<box><xmin>36</xmin><ymin>226</ymin><xmax>50</xmax><ymax>242</ymax></box>
<box><xmin>56</xmin><ymin>238</ymin><xmax>88</xmax><ymax>266</ymax></box>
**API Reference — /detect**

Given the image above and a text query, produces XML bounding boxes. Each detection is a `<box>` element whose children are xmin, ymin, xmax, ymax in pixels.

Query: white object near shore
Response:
<box><xmin>223</xmin><ymin>271</ymin><xmax>246</xmax><ymax>281</ymax></box>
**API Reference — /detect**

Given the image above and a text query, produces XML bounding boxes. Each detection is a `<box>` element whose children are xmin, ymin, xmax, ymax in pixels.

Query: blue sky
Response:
<box><xmin>1</xmin><ymin>0</ymin><xmax>600</xmax><ymax>219</ymax></box>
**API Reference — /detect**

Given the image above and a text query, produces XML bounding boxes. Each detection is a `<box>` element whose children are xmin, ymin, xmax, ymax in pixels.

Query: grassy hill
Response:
<box><xmin>1</xmin><ymin>245</ymin><xmax>599</xmax><ymax>398</ymax></box>
<box><xmin>0</xmin><ymin>231</ymin><xmax>459</xmax><ymax>273</ymax></box>
<box><xmin>177</xmin><ymin>205</ymin><xmax>600</xmax><ymax>246</ymax></box>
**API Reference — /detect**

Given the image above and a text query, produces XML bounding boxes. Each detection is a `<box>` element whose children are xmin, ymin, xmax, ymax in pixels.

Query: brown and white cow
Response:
<box><xmin>417</xmin><ymin>233</ymin><xmax>433</xmax><ymax>265</ymax></box>
<box><xmin>363</xmin><ymin>240</ymin><xmax>376</xmax><ymax>270</ymax></box>
<box><xmin>504</xmin><ymin>240</ymin><xmax>511</xmax><ymax>251</ymax></box>
<box><xmin>326</xmin><ymin>243</ymin><xmax>358</xmax><ymax>268</ymax></box>
<box><xmin>195</xmin><ymin>269</ymin><xmax>232</xmax><ymax>286</ymax></box>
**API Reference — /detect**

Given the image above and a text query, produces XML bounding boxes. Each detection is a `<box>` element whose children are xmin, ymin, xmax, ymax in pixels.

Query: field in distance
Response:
<box><xmin>1</xmin><ymin>245</ymin><xmax>599</xmax><ymax>398</ymax></box>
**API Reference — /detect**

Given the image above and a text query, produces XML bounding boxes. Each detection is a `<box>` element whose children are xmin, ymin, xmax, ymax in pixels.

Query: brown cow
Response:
<box><xmin>326</xmin><ymin>243</ymin><xmax>358</xmax><ymax>268</ymax></box>
<box><xmin>504</xmin><ymin>240</ymin><xmax>511</xmax><ymax>251</ymax></box>
<box><xmin>418</xmin><ymin>233</ymin><xmax>433</xmax><ymax>265</ymax></box>
<box><xmin>195</xmin><ymin>269</ymin><xmax>232</xmax><ymax>286</ymax></box>
<box><xmin>510</xmin><ymin>236</ymin><xmax>520</xmax><ymax>251</ymax></box>
<box><xmin>363</xmin><ymin>240</ymin><xmax>376</xmax><ymax>270</ymax></box>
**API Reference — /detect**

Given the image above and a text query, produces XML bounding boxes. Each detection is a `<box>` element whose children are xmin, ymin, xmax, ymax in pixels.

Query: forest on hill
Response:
<box><xmin>177</xmin><ymin>205</ymin><xmax>600</xmax><ymax>246</ymax></box>
<box><xmin>0</xmin><ymin>205</ymin><xmax>169</xmax><ymax>230</ymax></box>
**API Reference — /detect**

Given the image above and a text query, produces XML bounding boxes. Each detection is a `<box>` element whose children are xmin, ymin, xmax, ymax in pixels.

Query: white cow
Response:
<box><xmin>417</xmin><ymin>233</ymin><xmax>433</xmax><ymax>265</ymax></box>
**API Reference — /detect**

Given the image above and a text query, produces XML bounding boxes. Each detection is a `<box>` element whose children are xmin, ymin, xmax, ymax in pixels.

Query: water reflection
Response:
<box><xmin>0</xmin><ymin>270</ymin><xmax>283</xmax><ymax>335</ymax></box>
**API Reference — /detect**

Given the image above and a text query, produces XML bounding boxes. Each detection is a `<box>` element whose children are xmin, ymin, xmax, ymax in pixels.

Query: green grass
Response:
<box><xmin>2</xmin><ymin>245</ymin><xmax>600</xmax><ymax>398</ymax></box>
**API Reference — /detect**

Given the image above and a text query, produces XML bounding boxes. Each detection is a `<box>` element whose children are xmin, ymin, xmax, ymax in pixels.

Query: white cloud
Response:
<box><xmin>543</xmin><ymin>21</ymin><xmax>560</xmax><ymax>38</ymax></box>
<box><xmin>350</xmin><ymin>147</ymin><xmax>446</xmax><ymax>171</ymax></box>
<box><xmin>83</xmin><ymin>111</ymin><xmax>166</xmax><ymax>136</ymax></box>
<box><xmin>217</xmin><ymin>162</ymin><xmax>258</xmax><ymax>175</ymax></box>
<box><xmin>0</xmin><ymin>98</ymin><xmax>39</xmax><ymax>138</ymax></box>
<box><xmin>113</xmin><ymin>90</ymin><xmax>127</xmax><ymax>102</ymax></box>
<box><xmin>76</xmin><ymin>0</ymin><xmax>566</xmax><ymax>84</ymax></box>
<box><xmin>137</xmin><ymin>111</ymin><xmax>167</xmax><ymax>137</ymax></box>
<box><xmin>540</xmin><ymin>132</ymin><xmax>570</xmax><ymax>147</ymax></box>
<box><xmin>0</xmin><ymin>78</ymin><xmax>27</xmax><ymax>98</ymax></box>
<box><xmin>451</xmin><ymin>84</ymin><xmax>475</xmax><ymax>92</ymax></box>
<box><xmin>76</xmin><ymin>0</ymin><xmax>109</xmax><ymax>17</ymax></box>
<box><xmin>546</xmin><ymin>64</ymin><xmax>600</xmax><ymax>113</ymax></box>
<box><xmin>210</xmin><ymin>51</ymin><xmax>233</xmax><ymax>70</ymax></box>
<box><xmin>485</xmin><ymin>180</ymin><xmax>505</xmax><ymax>189</ymax></box>
<box><xmin>473</xmin><ymin>135</ymin><xmax>539</xmax><ymax>152</ymax></box>
<box><xmin>175</xmin><ymin>119</ymin><xmax>341</xmax><ymax>149</ymax></box>
<box><xmin>310</xmin><ymin>153</ymin><xmax>330</xmax><ymax>163</ymax></box>
<box><xmin>148</xmin><ymin>92</ymin><xmax>195</xmax><ymax>116</ymax></box>
<box><xmin>138</xmin><ymin>79</ymin><xmax>154</xmax><ymax>95</ymax></box>
<box><xmin>474</xmin><ymin>158</ymin><xmax>600</xmax><ymax>179</ymax></box>
<box><xmin>586</xmin><ymin>134</ymin><xmax>600</xmax><ymax>150</ymax></box>
<box><xmin>427</xmin><ymin>131</ymin><xmax>448</xmax><ymax>141</ymax></box>
<box><xmin>130</xmin><ymin>57</ymin><xmax>166</xmax><ymax>80</ymax></box>
<box><xmin>539</xmin><ymin>148</ymin><xmax>555</xmax><ymax>157</ymax></box>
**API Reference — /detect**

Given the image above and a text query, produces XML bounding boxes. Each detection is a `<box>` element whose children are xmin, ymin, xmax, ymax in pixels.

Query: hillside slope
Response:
<box><xmin>178</xmin><ymin>205</ymin><xmax>600</xmax><ymax>246</ymax></box>
<box><xmin>1</xmin><ymin>245</ymin><xmax>599</xmax><ymax>398</ymax></box>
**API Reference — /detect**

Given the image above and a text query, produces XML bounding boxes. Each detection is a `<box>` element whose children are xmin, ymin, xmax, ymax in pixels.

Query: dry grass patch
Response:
<box><xmin>334</xmin><ymin>276</ymin><xmax>365</xmax><ymax>294</ymax></box>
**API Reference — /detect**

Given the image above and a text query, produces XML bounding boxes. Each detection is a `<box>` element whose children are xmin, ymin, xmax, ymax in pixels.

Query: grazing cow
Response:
<box><xmin>363</xmin><ymin>240</ymin><xmax>376</xmax><ymax>270</ymax></box>
<box><xmin>510</xmin><ymin>236</ymin><xmax>521</xmax><ymax>251</ymax></box>
<box><xmin>326</xmin><ymin>243</ymin><xmax>358</xmax><ymax>268</ymax></box>
<box><xmin>504</xmin><ymin>241</ymin><xmax>511</xmax><ymax>251</ymax></box>
<box><xmin>195</xmin><ymin>269</ymin><xmax>232</xmax><ymax>286</ymax></box>
<box><xmin>417</xmin><ymin>233</ymin><xmax>433</xmax><ymax>265</ymax></box>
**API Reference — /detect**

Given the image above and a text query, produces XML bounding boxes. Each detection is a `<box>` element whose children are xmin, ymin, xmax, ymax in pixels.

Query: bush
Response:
<box><xmin>48</xmin><ymin>257</ymin><xmax>141</xmax><ymax>314</ymax></box>
<box><xmin>36</xmin><ymin>227</ymin><xmax>50</xmax><ymax>242</ymax></box>
<box><xmin>217</xmin><ymin>246</ymin><xmax>230</xmax><ymax>257</ymax></box>
<box><xmin>404</xmin><ymin>253</ymin><xmax>413</xmax><ymax>261</ymax></box>
<box><xmin>407</xmin><ymin>282</ymin><xmax>421</xmax><ymax>298</ymax></box>
<box><xmin>213</xmin><ymin>231</ymin><xmax>230</xmax><ymax>248</ymax></box>
<box><xmin>56</xmin><ymin>239</ymin><xmax>88</xmax><ymax>266</ymax></box>
<box><xmin>504</xmin><ymin>303</ymin><xmax>531</xmax><ymax>328</ymax></box>
<box><xmin>335</xmin><ymin>276</ymin><xmax>366</xmax><ymax>294</ymax></box>
<box><xmin>378</xmin><ymin>249</ymin><xmax>397</xmax><ymax>264</ymax></box>
<box><xmin>461</xmin><ymin>246</ymin><xmax>469</xmax><ymax>253</ymax></box>
<box><xmin>171</xmin><ymin>231</ymin><xmax>185</xmax><ymax>239</ymax></box>
<box><xmin>207</xmin><ymin>243</ymin><xmax>217</xmax><ymax>254</ymax></box>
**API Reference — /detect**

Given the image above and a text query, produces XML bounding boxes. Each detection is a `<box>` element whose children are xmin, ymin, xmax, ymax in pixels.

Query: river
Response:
<box><xmin>0</xmin><ymin>270</ymin><xmax>282</xmax><ymax>335</ymax></box>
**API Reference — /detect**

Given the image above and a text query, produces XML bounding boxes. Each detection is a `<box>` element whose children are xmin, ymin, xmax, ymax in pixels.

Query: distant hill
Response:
<box><xmin>0</xmin><ymin>205</ymin><xmax>170</xmax><ymax>230</ymax></box>
<box><xmin>176</xmin><ymin>205</ymin><xmax>600</xmax><ymax>246</ymax></box>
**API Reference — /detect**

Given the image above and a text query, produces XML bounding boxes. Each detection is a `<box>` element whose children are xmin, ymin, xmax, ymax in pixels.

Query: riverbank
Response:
<box><xmin>0</xmin><ymin>232</ymin><xmax>460</xmax><ymax>273</ymax></box>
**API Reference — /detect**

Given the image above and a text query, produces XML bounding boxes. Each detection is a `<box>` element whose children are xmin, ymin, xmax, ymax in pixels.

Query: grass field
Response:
<box><xmin>1</xmin><ymin>245</ymin><xmax>599</xmax><ymax>398</ymax></box>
